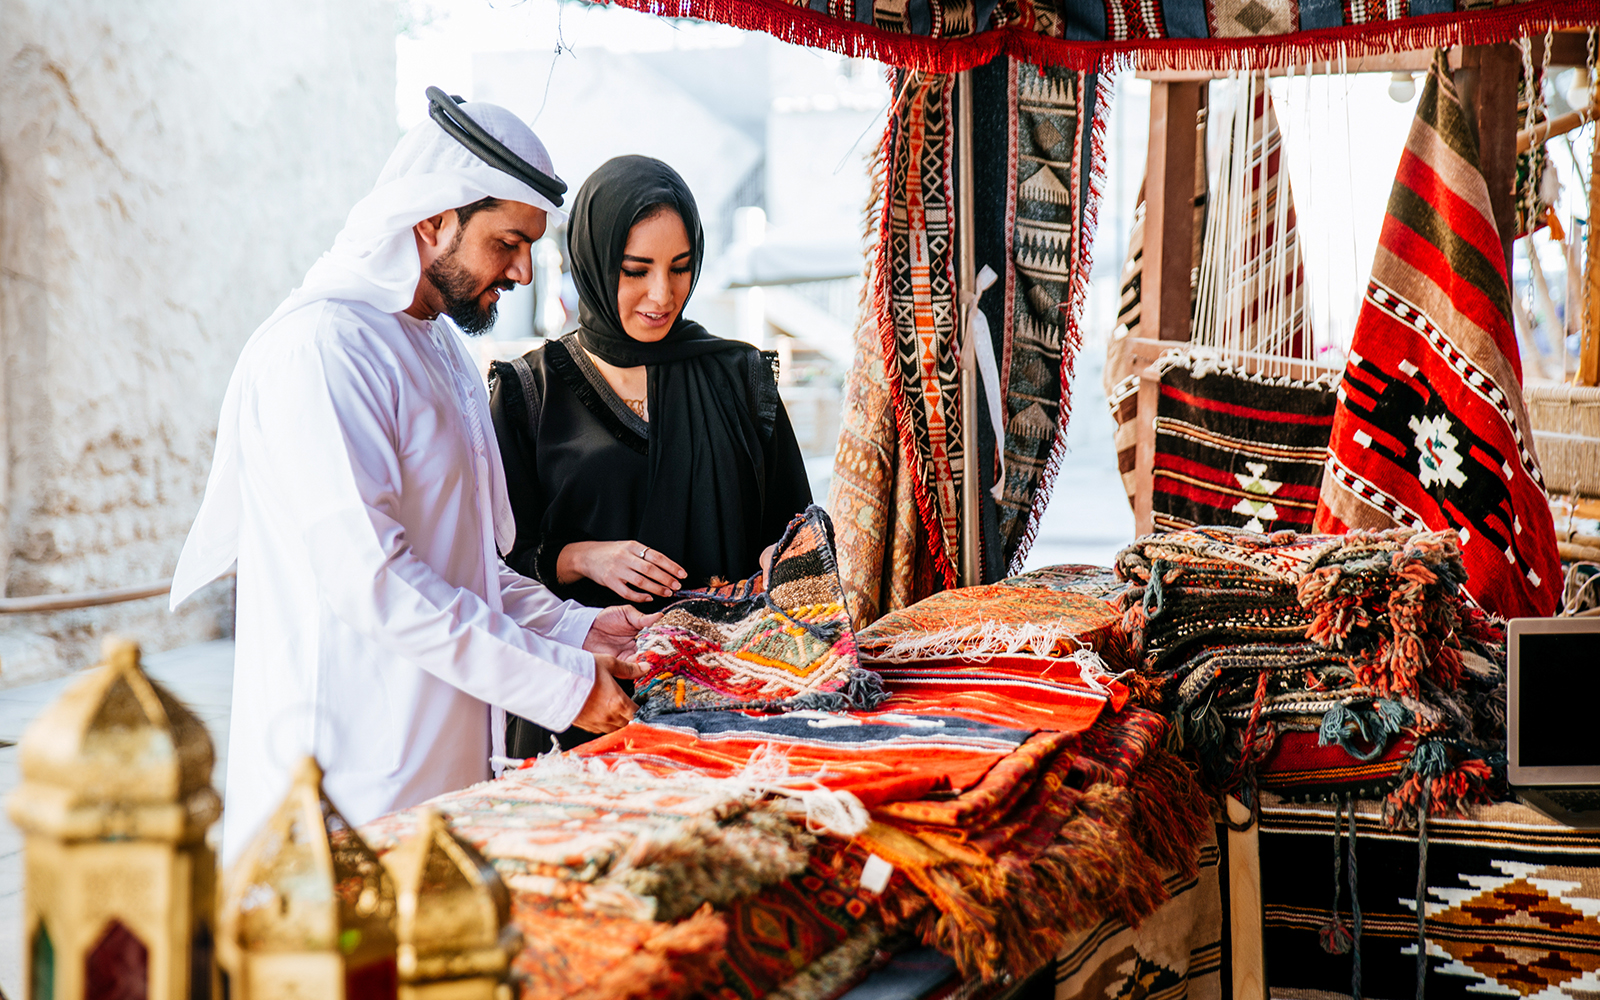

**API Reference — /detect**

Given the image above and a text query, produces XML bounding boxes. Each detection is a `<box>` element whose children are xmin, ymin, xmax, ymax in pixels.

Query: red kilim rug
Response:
<box><xmin>1314</xmin><ymin>49</ymin><xmax>1560</xmax><ymax>619</ymax></box>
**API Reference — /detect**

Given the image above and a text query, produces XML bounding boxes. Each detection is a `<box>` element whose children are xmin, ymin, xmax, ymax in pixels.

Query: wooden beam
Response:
<box><xmin>1582</xmin><ymin>120</ymin><xmax>1600</xmax><ymax>387</ymax></box>
<box><xmin>1459</xmin><ymin>44</ymin><xmax>1522</xmax><ymax>276</ymax></box>
<box><xmin>1227</xmin><ymin>796</ymin><xmax>1265</xmax><ymax>1000</ymax></box>
<box><xmin>1531</xmin><ymin>29</ymin><xmax>1597</xmax><ymax>69</ymax></box>
<box><xmin>1134</xmin><ymin>361</ymin><xmax>1161</xmax><ymax>536</ymax></box>
<box><xmin>1142</xmin><ymin>81</ymin><xmax>1204</xmax><ymax>342</ymax></box>
<box><xmin>1518</xmin><ymin>102</ymin><xmax>1596</xmax><ymax>154</ymax></box>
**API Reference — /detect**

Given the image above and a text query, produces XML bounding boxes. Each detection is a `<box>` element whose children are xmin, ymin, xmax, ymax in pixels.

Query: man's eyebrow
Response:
<box><xmin>503</xmin><ymin>229</ymin><xmax>536</xmax><ymax>243</ymax></box>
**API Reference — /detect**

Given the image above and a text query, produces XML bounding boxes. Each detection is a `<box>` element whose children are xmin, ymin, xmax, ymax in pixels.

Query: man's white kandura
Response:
<box><xmin>171</xmin><ymin>102</ymin><xmax>596</xmax><ymax>865</ymax></box>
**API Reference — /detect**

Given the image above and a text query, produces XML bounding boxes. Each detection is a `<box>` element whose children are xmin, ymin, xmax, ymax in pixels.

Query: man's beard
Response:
<box><xmin>425</xmin><ymin>244</ymin><xmax>512</xmax><ymax>336</ymax></box>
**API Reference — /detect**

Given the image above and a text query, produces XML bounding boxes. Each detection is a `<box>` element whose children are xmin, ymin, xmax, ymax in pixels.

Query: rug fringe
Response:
<box><xmin>860</xmin><ymin>621</ymin><xmax>1105</xmax><ymax>661</ymax></box>
<box><xmin>594</xmin><ymin>0</ymin><xmax>1597</xmax><ymax>76</ymax></box>
<box><xmin>874</xmin><ymin>744</ymin><xmax>1210</xmax><ymax>981</ymax></box>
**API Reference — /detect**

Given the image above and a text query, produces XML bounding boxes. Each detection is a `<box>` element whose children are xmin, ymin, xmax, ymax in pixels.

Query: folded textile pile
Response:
<box><xmin>361</xmin><ymin>754</ymin><xmax>830</xmax><ymax>1000</ymax></box>
<box><xmin>855</xmin><ymin>706</ymin><xmax>1211</xmax><ymax>981</ymax></box>
<box><xmin>1115</xmin><ymin>526</ymin><xmax>1506</xmax><ymax>821</ymax></box>
<box><xmin>632</xmin><ymin>505</ymin><xmax>887</xmax><ymax>720</ymax></box>
<box><xmin>581</xmin><ymin>699</ymin><xmax>1210</xmax><ymax>984</ymax></box>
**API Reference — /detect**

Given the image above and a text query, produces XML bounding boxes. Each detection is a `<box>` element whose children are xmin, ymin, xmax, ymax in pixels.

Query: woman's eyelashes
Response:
<box><xmin>620</xmin><ymin>265</ymin><xmax>692</xmax><ymax>279</ymax></box>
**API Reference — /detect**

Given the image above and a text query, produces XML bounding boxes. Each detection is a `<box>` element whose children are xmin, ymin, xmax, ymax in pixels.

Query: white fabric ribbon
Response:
<box><xmin>962</xmin><ymin>265</ymin><xmax>1005</xmax><ymax>500</ymax></box>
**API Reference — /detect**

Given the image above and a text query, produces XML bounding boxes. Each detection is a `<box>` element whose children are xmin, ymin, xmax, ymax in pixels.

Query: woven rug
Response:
<box><xmin>577</xmin><ymin>714</ymin><xmax>1057</xmax><ymax>812</ymax></box>
<box><xmin>1260</xmin><ymin>794</ymin><xmax>1600</xmax><ymax>1000</ymax></box>
<box><xmin>855</xmin><ymin>585</ymin><xmax>1127</xmax><ymax>665</ymax></box>
<box><xmin>1149</xmin><ymin>351</ymin><xmax>1337</xmax><ymax>534</ymax></box>
<box><xmin>828</xmin><ymin>309</ymin><xmax>940</xmax><ymax>630</ymax></box>
<box><xmin>998</xmin><ymin>563</ymin><xmax>1127</xmax><ymax>602</ymax></box>
<box><xmin>1315</xmin><ymin>48</ymin><xmax>1561</xmax><ymax>620</ymax></box>
<box><xmin>1053</xmin><ymin>834</ymin><xmax>1223</xmax><ymax>1000</ymax></box>
<box><xmin>360</xmin><ymin>754</ymin><xmax>815</xmax><ymax>925</ymax></box>
<box><xmin>708</xmin><ymin>842</ymin><xmax>885</xmax><ymax>1000</ymax></box>
<box><xmin>632</xmin><ymin>506</ymin><xmax>886</xmax><ymax>720</ymax></box>
<box><xmin>869</xmin><ymin>653</ymin><xmax>1127</xmax><ymax>734</ymax></box>
<box><xmin>507</xmin><ymin>896</ymin><xmax>728</xmax><ymax>1000</ymax></box>
<box><xmin>591</xmin><ymin>0</ymin><xmax>1592</xmax><ymax>75</ymax></box>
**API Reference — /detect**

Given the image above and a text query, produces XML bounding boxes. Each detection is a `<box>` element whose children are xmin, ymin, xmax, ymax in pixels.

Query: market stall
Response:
<box><xmin>8</xmin><ymin>0</ymin><xmax>1600</xmax><ymax>995</ymax></box>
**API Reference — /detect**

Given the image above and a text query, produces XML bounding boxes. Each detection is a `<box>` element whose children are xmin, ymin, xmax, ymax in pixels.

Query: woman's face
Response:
<box><xmin>617</xmin><ymin>209</ymin><xmax>693</xmax><ymax>343</ymax></box>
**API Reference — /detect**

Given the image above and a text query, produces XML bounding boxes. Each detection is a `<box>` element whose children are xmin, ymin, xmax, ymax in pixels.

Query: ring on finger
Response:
<box><xmin>638</xmin><ymin>546</ymin><xmax>648</xmax><ymax>559</ymax></box>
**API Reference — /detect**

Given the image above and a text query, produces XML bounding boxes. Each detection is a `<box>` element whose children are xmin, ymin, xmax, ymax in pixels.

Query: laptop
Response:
<box><xmin>1507</xmin><ymin>616</ymin><xmax>1600</xmax><ymax>828</ymax></box>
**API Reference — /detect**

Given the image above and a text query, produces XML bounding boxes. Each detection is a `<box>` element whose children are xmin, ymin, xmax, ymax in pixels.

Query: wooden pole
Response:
<box><xmin>1142</xmin><ymin>81</ymin><xmax>1204</xmax><ymax>342</ymax></box>
<box><xmin>957</xmin><ymin>69</ymin><xmax>982</xmax><ymax>584</ymax></box>
<box><xmin>1581</xmin><ymin>121</ymin><xmax>1600</xmax><ymax>387</ymax></box>
<box><xmin>1459</xmin><ymin>44</ymin><xmax>1521</xmax><ymax>276</ymax></box>
<box><xmin>1517</xmin><ymin>102</ymin><xmax>1595</xmax><ymax>155</ymax></box>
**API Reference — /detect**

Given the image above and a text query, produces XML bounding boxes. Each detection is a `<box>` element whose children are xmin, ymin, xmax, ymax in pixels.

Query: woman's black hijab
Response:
<box><xmin>567</xmin><ymin>155</ymin><xmax>773</xmax><ymax>584</ymax></box>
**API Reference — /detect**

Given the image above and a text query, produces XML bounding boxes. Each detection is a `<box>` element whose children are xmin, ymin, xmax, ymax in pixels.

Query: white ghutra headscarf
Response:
<box><xmin>171</xmin><ymin>101</ymin><xmax>560</xmax><ymax>607</ymax></box>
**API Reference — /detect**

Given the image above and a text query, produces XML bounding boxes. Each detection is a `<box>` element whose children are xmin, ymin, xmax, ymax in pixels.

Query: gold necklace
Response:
<box><xmin>622</xmin><ymin>397</ymin><xmax>648</xmax><ymax>420</ymax></box>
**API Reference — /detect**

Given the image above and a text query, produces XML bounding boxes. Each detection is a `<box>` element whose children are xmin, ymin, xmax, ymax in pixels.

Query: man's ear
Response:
<box><xmin>414</xmin><ymin>211</ymin><xmax>450</xmax><ymax>248</ymax></box>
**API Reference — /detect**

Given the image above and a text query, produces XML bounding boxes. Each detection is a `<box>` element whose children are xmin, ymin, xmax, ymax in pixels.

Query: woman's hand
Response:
<box><xmin>558</xmin><ymin>540</ymin><xmax>687</xmax><ymax>602</ymax></box>
<box><xmin>759</xmin><ymin>543</ymin><xmax>777</xmax><ymax>589</ymax></box>
<box><xmin>569</xmin><ymin>654</ymin><xmax>636</xmax><ymax>733</ymax></box>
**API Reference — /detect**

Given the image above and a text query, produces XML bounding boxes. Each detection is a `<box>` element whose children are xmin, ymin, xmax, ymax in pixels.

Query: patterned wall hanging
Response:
<box><xmin>1314</xmin><ymin>49</ymin><xmax>1561</xmax><ymax>619</ymax></box>
<box><xmin>992</xmin><ymin>62</ymin><xmax>1104</xmax><ymax>572</ymax></box>
<box><xmin>879</xmin><ymin>70</ymin><xmax>965</xmax><ymax>589</ymax></box>
<box><xmin>855</xmin><ymin>59</ymin><xmax>1102</xmax><ymax>600</ymax></box>
<box><xmin>1150</xmin><ymin>350</ymin><xmax>1338</xmax><ymax>533</ymax></box>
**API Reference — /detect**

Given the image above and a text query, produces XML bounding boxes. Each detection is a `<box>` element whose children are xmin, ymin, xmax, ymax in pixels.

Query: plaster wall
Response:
<box><xmin>0</xmin><ymin>0</ymin><xmax>397</xmax><ymax>683</ymax></box>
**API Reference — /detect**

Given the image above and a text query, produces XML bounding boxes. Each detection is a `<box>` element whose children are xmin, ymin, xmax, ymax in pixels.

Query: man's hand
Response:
<box><xmin>583</xmin><ymin>605</ymin><xmax>661</xmax><ymax>678</ymax></box>
<box><xmin>569</xmin><ymin>655</ymin><xmax>636</xmax><ymax>733</ymax></box>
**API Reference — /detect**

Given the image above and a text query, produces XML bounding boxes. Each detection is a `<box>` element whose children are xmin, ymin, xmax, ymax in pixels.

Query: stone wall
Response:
<box><xmin>0</xmin><ymin>0</ymin><xmax>397</xmax><ymax>684</ymax></box>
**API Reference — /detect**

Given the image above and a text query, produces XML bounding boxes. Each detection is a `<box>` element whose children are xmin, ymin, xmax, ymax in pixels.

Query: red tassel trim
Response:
<box><xmin>595</xmin><ymin>0</ymin><xmax>1596</xmax><ymax>76</ymax></box>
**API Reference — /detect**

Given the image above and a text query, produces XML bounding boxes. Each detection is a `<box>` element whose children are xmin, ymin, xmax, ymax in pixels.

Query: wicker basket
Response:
<box><xmin>1527</xmin><ymin>384</ymin><xmax>1600</xmax><ymax>499</ymax></box>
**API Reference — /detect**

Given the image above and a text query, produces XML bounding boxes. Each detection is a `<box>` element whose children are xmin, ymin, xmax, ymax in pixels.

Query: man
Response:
<box><xmin>171</xmin><ymin>94</ymin><xmax>646</xmax><ymax>864</ymax></box>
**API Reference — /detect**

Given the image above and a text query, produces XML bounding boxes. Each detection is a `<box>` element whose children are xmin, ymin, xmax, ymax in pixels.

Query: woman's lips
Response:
<box><xmin>636</xmin><ymin>309</ymin><xmax>672</xmax><ymax>327</ymax></box>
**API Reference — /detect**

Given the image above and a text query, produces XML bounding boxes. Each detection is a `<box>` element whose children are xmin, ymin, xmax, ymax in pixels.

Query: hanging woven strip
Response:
<box><xmin>993</xmin><ymin>61</ymin><xmax>1103</xmax><ymax>570</ymax></box>
<box><xmin>868</xmin><ymin>60</ymin><xmax>1104</xmax><ymax>589</ymax></box>
<box><xmin>875</xmin><ymin>69</ymin><xmax>964</xmax><ymax>589</ymax></box>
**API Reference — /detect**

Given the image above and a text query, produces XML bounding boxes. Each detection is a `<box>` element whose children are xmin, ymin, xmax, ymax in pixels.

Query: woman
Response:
<box><xmin>490</xmin><ymin>155</ymin><xmax>812</xmax><ymax>755</ymax></box>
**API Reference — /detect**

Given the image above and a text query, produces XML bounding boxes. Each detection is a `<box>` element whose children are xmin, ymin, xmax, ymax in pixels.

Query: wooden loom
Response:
<box><xmin>1118</xmin><ymin>35</ymin><xmax>1600</xmax><ymax>538</ymax></box>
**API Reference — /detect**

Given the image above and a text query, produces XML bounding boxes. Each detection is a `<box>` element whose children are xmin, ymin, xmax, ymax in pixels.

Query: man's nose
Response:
<box><xmin>509</xmin><ymin>245</ymin><xmax>533</xmax><ymax>285</ymax></box>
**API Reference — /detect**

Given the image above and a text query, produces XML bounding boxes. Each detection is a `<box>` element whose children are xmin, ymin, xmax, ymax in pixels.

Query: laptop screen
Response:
<box><xmin>1518</xmin><ymin>632</ymin><xmax>1600</xmax><ymax>768</ymax></box>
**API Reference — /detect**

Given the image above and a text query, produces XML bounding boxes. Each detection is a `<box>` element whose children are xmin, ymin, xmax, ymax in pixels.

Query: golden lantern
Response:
<box><xmin>384</xmin><ymin>809</ymin><xmax>522</xmax><ymax>1000</ymax></box>
<box><xmin>219</xmin><ymin>756</ymin><xmax>399</xmax><ymax>1000</ymax></box>
<box><xmin>7</xmin><ymin>636</ymin><xmax>223</xmax><ymax>1000</ymax></box>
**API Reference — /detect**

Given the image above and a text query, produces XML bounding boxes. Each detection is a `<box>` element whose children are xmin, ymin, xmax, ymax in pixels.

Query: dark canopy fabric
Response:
<box><xmin>600</xmin><ymin>0</ymin><xmax>1589</xmax><ymax>72</ymax></box>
